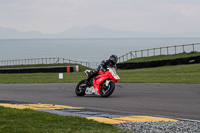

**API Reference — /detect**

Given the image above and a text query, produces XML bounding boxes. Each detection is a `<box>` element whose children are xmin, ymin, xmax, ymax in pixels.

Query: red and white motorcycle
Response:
<box><xmin>75</xmin><ymin>67</ymin><xmax>120</xmax><ymax>97</ymax></box>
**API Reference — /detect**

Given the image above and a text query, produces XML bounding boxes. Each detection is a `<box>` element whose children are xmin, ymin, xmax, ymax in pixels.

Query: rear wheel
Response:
<box><xmin>100</xmin><ymin>80</ymin><xmax>115</xmax><ymax>97</ymax></box>
<box><xmin>75</xmin><ymin>79</ymin><xmax>87</xmax><ymax>96</ymax></box>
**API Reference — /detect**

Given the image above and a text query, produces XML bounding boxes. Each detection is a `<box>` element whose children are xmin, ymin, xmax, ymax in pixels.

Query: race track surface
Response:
<box><xmin>0</xmin><ymin>83</ymin><xmax>200</xmax><ymax>120</ymax></box>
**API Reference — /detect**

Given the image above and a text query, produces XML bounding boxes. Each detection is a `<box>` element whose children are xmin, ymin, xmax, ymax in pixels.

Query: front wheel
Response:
<box><xmin>100</xmin><ymin>80</ymin><xmax>115</xmax><ymax>97</ymax></box>
<box><xmin>75</xmin><ymin>79</ymin><xmax>87</xmax><ymax>96</ymax></box>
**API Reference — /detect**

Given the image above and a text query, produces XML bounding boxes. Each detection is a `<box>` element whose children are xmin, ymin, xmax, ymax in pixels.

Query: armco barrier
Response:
<box><xmin>0</xmin><ymin>66</ymin><xmax>78</xmax><ymax>73</ymax></box>
<box><xmin>117</xmin><ymin>56</ymin><xmax>200</xmax><ymax>69</ymax></box>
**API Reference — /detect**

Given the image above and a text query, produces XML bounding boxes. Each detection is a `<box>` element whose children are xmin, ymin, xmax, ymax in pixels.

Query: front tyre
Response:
<box><xmin>100</xmin><ymin>80</ymin><xmax>115</xmax><ymax>97</ymax></box>
<box><xmin>75</xmin><ymin>79</ymin><xmax>87</xmax><ymax>96</ymax></box>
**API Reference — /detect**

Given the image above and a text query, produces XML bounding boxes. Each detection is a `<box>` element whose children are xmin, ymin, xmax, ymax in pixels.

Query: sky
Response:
<box><xmin>0</xmin><ymin>0</ymin><xmax>200</xmax><ymax>34</ymax></box>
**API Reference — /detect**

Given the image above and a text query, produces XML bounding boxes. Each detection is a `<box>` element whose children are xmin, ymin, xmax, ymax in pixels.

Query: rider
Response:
<box><xmin>85</xmin><ymin>55</ymin><xmax>118</xmax><ymax>85</ymax></box>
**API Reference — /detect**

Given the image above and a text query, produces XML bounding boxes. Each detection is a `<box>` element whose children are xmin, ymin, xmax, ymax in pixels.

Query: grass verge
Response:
<box><xmin>123</xmin><ymin>52</ymin><xmax>200</xmax><ymax>63</ymax></box>
<box><xmin>0</xmin><ymin>64</ymin><xmax>200</xmax><ymax>84</ymax></box>
<box><xmin>0</xmin><ymin>106</ymin><xmax>129</xmax><ymax>133</ymax></box>
<box><xmin>117</xmin><ymin>64</ymin><xmax>200</xmax><ymax>84</ymax></box>
<box><xmin>0</xmin><ymin>72</ymin><xmax>85</xmax><ymax>83</ymax></box>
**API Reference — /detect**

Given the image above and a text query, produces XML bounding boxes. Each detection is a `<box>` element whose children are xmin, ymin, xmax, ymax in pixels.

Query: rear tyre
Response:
<box><xmin>100</xmin><ymin>80</ymin><xmax>115</xmax><ymax>97</ymax></box>
<box><xmin>75</xmin><ymin>79</ymin><xmax>87</xmax><ymax>96</ymax></box>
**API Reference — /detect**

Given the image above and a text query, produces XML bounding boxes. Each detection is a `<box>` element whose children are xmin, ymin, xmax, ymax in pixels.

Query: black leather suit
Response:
<box><xmin>87</xmin><ymin>60</ymin><xmax>116</xmax><ymax>82</ymax></box>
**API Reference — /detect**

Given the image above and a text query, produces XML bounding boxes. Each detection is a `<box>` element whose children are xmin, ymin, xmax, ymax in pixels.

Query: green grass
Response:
<box><xmin>0</xmin><ymin>72</ymin><xmax>86</xmax><ymax>83</ymax></box>
<box><xmin>117</xmin><ymin>64</ymin><xmax>200</xmax><ymax>84</ymax></box>
<box><xmin>0</xmin><ymin>63</ymin><xmax>90</xmax><ymax>84</ymax></box>
<box><xmin>0</xmin><ymin>63</ymin><xmax>200</xmax><ymax>84</ymax></box>
<box><xmin>124</xmin><ymin>52</ymin><xmax>200</xmax><ymax>63</ymax></box>
<box><xmin>0</xmin><ymin>106</ymin><xmax>129</xmax><ymax>133</ymax></box>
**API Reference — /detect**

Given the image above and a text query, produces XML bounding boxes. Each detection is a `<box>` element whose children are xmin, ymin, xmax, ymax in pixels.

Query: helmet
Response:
<box><xmin>109</xmin><ymin>55</ymin><xmax>118</xmax><ymax>65</ymax></box>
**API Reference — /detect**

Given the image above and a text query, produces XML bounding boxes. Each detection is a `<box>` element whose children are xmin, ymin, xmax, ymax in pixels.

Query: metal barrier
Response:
<box><xmin>0</xmin><ymin>66</ymin><xmax>78</xmax><ymax>73</ymax></box>
<box><xmin>118</xmin><ymin>43</ymin><xmax>200</xmax><ymax>63</ymax></box>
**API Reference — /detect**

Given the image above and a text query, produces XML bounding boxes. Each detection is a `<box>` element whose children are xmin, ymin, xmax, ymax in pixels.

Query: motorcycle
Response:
<box><xmin>75</xmin><ymin>67</ymin><xmax>120</xmax><ymax>97</ymax></box>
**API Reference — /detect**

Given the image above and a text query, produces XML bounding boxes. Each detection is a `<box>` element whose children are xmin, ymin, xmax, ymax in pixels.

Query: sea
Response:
<box><xmin>0</xmin><ymin>38</ymin><xmax>200</xmax><ymax>64</ymax></box>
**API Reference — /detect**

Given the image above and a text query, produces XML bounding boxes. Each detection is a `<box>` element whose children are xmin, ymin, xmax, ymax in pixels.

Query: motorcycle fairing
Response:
<box><xmin>93</xmin><ymin>74</ymin><xmax>108</xmax><ymax>94</ymax></box>
<box><xmin>92</xmin><ymin>70</ymin><xmax>117</xmax><ymax>95</ymax></box>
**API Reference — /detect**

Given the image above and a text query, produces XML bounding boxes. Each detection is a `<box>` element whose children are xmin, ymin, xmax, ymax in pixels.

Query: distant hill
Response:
<box><xmin>0</xmin><ymin>26</ymin><xmax>44</xmax><ymax>39</ymax></box>
<box><xmin>50</xmin><ymin>25</ymin><xmax>163</xmax><ymax>38</ymax></box>
<box><xmin>0</xmin><ymin>25</ymin><xmax>200</xmax><ymax>39</ymax></box>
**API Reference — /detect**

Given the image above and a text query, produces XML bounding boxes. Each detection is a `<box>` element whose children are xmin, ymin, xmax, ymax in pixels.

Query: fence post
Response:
<box><xmin>154</xmin><ymin>48</ymin><xmax>155</xmax><ymax>56</ymax></box>
<box><xmin>135</xmin><ymin>51</ymin><xmax>137</xmax><ymax>58</ymax></box>
<box><xmin>183</xmin><ymin>45</ymin><xmax>185</xmax><ymax>53</ymax></box>
<box><xmin>141</xmin><ymin>50</ymin><xmax>143</xmax><ymax>57</ymax></box>
<box><xmin>160</xmin><ymin>48</ymin><xmax>162</xmax><ymax>55</ymax></box>
<box><xmin>192</xmin><ymin>44</ymin><xmax>195</xmax><ymax>52</ymax></box>
<box><xmin>167</xmin><ymin>47</ymin><xmax>169</xmax><ymax>55</ymax></box>
<box><xmin>130</xmin><ymin>51</ymin><xmax>134</xmax><ymax>59</ymax></box>
<box><xmin>147</xmin><ymin>49</ymin><xmax>149</xmax><ymax>57</ymax></box>
<box><xmin>175</xmin><ymin>46</ymin><xmax>177</xmax><ymax>54</ymax></box>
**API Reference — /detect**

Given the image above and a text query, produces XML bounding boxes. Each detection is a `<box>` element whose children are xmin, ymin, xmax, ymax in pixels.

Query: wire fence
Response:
<box><xmin>118</xmin><ymin>43</ymin><xmax>200</xmax><ymax>63</ymax></box>
<box><xmin>1</xmin><ymin>43</ymin><xmax>200</xmax><ymax>69</ymax></box>
<box><xmin>0</xmin><ymin>57</ymin><xmax>89</xmax><ymax>67</ymax></box>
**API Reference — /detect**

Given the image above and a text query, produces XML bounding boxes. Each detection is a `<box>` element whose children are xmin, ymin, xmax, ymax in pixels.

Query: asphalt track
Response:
<box><xmin>0</xmin><ymin>83</ymin><xmax>200</xmax><ymax>120</ymax></box>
